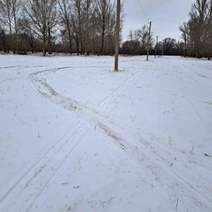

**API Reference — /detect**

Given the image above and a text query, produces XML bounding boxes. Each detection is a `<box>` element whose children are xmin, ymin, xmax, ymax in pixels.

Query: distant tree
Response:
<box><xmin>121</xmin><ymin>40</ymin><xmax>141</xmax><ymax>55</ymax></box>
<box><xmin>71</xmin><ymin>0</ymin><xmax>83</xmax><ymax>55</ymax></box>
<box><xmin>205</xmin><ymin>0</ymin><xmax>212</xmax><ymax>59</ymax></box>
<box><xmin>58</xmin><ymin>0</ymin><xmax>73</xmax><ymax>54</ymax></box>
<box><xmin>96</xmin><ymin>0</ymin><xmax>115</xmax><ymax>55</ymax></box>
<box><xmin>138</xmin><ymin>25</ymin><xmax>150</xmax><ymax>54</ymax></box>
<box><xmin>0</xmin><ymin>0</ymin><xmax>22</xmax><ymax>53</ymax></box>
<box><xmin>157</xmin><ymin>41</ymin><xmax>164</xmax><ymax>56</ymax></box>
<box><xmin>0</xmin><ymin>0</ymin><xmax>123</xmax><ymax>56</ymax></box>
<box><xmin>179</xmin><ymin>22</ymin><xmax>189</xmax><ymax>56</ymax></box>
<box><xmin>162</xmin><ymin>37</ymin><xmax>176</xmax><ymax>55</ymax></box>
<box><xmin>121</xmin><ymin>25</ymin><xmax>153</xmax><ymax>55</ymax></box>
<box><xmin>23</xmin><ymin>0</ymin><xmax>57</xmax><ymax>56</ymax></box>
<box><xmin>179</xmin><ymin>0</ymin><xmax>212</xmax><ymax>59</ymax></box>
<box><xmin>0</xmin><ymin>28</ymin><xmax>8</xmax><ymax>52</ymax></box>
<box><xmin>53</xmin><ymin>0</ymin><xmax>118</xmax><ymax>55</ymax></box>
<box><xmin>189</xmin><ymin>0</ymin><xmax>208</xmax><ymax>57</ymax></box>
<box><xmin>83</xmin><ymin>0</ymin><xmax>94</xmax><ymax>55</ymax></box>
<box><xmin>18</xmin><ymin>17</ymin><xmax>36</xmax><ymax>53</ymax></box>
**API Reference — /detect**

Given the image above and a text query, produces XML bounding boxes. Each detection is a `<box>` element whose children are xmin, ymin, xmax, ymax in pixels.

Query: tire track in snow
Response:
<box><xmin>0</xmin><ymin>121</ymin><xmax>89</xmax><ymax>211</ymax></box>
<box><xmin>25</xmin><ymin>125</ymin><xmax>88</xmax><ymax>212</ymax></box>
<box><xmin>31</xmin><ymin>66</ymin><xmax>71</xmax><ymax>76</ymax></box>
<box><xmin>29</xmin><ymin>69</ymin><xmax>131</xmax><ymax>151</ymax></box>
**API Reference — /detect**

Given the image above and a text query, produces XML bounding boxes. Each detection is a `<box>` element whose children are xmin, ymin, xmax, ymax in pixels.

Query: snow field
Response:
<box><xmin>0</xmin><ymin>55</ymin><xmax>212</xmax><ymax>211</ymax></box>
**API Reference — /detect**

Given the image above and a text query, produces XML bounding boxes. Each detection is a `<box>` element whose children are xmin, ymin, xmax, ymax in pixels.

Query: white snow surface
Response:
<box><xmin>0</xmin><ymin>55</ymin><xmax>212</xmax><ymax>212</ymax></box>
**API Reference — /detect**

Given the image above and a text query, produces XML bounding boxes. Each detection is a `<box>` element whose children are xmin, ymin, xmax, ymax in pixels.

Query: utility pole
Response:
<box><xmin>114</xmin><ymin>0</ymin><xmax>120</xmax><ymax>72</ymax></box>
<box><xmin>146</xmin><ymin>21</ymin><xmax>152</xmax><ymax>61</ymax></box>
<box><xmin>155</xmin><ymin>36</ymin><xmax>158</xmax><ymax>58</ymax></box>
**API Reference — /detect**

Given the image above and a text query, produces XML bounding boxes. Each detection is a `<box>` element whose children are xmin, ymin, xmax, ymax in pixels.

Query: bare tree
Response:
<box><xmin>71</xmin><ymin>0</ymin><xmax>84</xmax><ymax>55</ymax></box>
<box><xmin>121</xmin><ymin>25</ymin><xmax>153</xmax><ymax>55</ymax></box>
<box><xmin>205</xmin><ymin>0</ymin><xmax>212</xmax><ymax>59</ymax></box>
<box><xmin>23</xmin><ymin>0</ymin><xmax>57</xmax><ymax>56</ymax></box>
<box><xmin>179</xmin><ymin>0</ymin><xmax>212</xmax><ymax>59</ymax></box>
<box><xmin>0</xmin><ymin>0</ymin><xmax>22</xmax><ymax>53</ymax></box>
<box><xmin>0</xmin><ymin>0</ymin><xmax>13</xmax><ymax>51</ymax></box>
<box><xmin>58</xmin><ymin>0</ymin><xmax>73</xmax><ymax>54</ymax></box>
<box><xmin>11</xmin><ymin>0</ymin><xmax>21</xmax><ymax>52</ymax></box>
<box><xmin>83</xmin><ymin>0</ymin><xmax>94</xmax><ymax>55</ymax></box>
<box><xmin>162</xmin><ymin>38</ymin><xmax>177</xmax><ymax>55</ymax></box>
<box><xmin>190</xmin><ymin>0</ymin><xmax>208</xmax><ymax>57</ymax></box>
<box><xmin>138</xmin><ymin>25</ymin><xmax>150</xmax><ymax>54</ymax></box>
<box><xmin>0</xmin><ymin>28</ymin><xmax>8</xmax><ymax>52</ymax></box>
<box><xmin>0</xmin><ymin>0</ymin><xmax>123</xmax><ymax>55</ymax></box>
<box><xmin>96</xmin><ymin>0</ymin><xmax>115</xmax><ymax>55</ymax></box>
<box><xmin>179</xmin><ymin>22</ymin><xmax>189</xmax><ymax>56</ymax></box>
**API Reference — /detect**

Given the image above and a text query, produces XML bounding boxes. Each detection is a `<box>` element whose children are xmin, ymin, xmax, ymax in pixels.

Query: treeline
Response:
<box><xmin>0</xmin><ymin>0</ymin><xmax>120</xmax><ymax>56</ymax></box>
<box><xmin>179</xmin><ymin>0</ymin><xmax>212</xmax><ymax>60</ymax></box>
<box><xmin>121</xmin><ymin>26</ymin><xmax>153</xmax><ymax>55</ymax></box>
<box><xmin>121</xmin><ymin>26</ymin><xmax>184</xmax><ymax>56</ymax></box>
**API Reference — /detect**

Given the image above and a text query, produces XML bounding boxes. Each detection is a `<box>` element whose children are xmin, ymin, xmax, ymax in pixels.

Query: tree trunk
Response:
<box><xmin>67</xmin><ymin>27</ymin><xmax>72</xmax><ymax>54</ymax></box>
<box><xmin>48</xmin><ymin>27</ymin><xmax>52</xmax><ymax>54</ymax></box>
<box><xmin>100</xmin><ymin>14</ymin><xmax>105</xmax><ymax>55</ymax></box>
<box><xmin>43</xmin><ymin>33</ymin><xmax>46</xmax><ymax>56</ymax></box>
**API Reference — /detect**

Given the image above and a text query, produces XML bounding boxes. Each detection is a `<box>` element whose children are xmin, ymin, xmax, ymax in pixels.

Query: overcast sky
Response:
<box><xmin>122</xmin><ymin>0</ymin><xmax>194</xmax><ymax>42</ymax></box>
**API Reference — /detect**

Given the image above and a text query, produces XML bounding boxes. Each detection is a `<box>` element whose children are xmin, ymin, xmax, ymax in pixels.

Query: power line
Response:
<box><xmin>136</xmin><ymin>0</ymin><xmax>149</xmax><ymax>23</ymax></box>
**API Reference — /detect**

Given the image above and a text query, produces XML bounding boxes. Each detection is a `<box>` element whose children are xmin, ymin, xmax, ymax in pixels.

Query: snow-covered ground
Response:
<box><xmin>0</xmin><ymin>55</ymin><xmax>212</xmax><ymax>212</ymax></box>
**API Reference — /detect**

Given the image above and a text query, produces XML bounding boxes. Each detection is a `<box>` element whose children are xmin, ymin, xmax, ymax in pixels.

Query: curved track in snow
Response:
<box><xmin>1</xmin><ymin>55</ymin><xmax>212</xmax><ymax>211</ymax></box>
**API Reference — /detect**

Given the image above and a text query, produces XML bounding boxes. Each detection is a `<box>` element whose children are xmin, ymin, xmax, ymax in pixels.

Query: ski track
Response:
<box><xmin>0</xmin><ymin>120</ymin><xmax>89</xmax><ymax>211</ymax></box>
<box><xmin>98</xmin><ymin>71</ymin><xmax>139</xmax><ymax>110</ymax></box>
